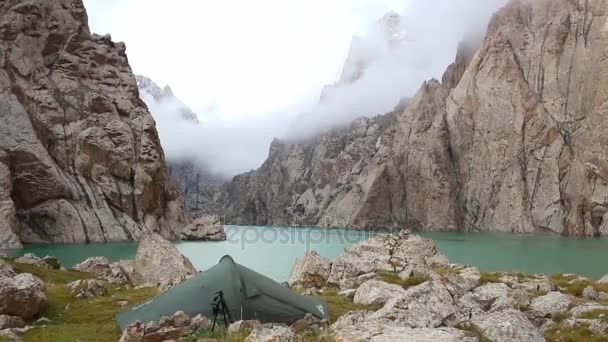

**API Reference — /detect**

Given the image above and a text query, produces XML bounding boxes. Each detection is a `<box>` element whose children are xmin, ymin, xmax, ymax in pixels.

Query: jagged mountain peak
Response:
<box><xmin>136</xmin><ymin>75</ymin><xmax>200</xmax><ymax>124</ymax></box>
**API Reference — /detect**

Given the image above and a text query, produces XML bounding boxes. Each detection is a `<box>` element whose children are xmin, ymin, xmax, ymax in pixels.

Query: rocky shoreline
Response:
<box><xmin>1</xmin><ymin>231</ymin><xmax>607</xmax><ymax>341</ymax></box>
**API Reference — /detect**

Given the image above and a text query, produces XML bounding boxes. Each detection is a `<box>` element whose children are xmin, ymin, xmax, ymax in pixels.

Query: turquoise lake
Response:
<box><xmin>3</xmin><ymin>226</ymin><xmax>608</xmax><ymax>281</ymax></box>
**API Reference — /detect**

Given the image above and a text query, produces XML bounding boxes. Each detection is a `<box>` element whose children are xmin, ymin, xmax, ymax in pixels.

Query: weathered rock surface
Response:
<box><xmin>472</xmin><ymin>309</ymin><xmax>545</xmax><ymax>342</ymax></box>
<box><xmin>353</xmin><ymin>279</ymin><xmax>407</xmax><ymax>306</ymax></box>
<box><xmin>132</xmin><ymin>233</ymin><xmax>197</xmax><ymax>287</ymax></box>
<box><xmin>0</xmin><ymin>272</ymin><xmax>47</xmax><ymax>320</ymax></box>
<box><xmin>245</xmin><ymin>324</ymin><xmax>294</xmax><ymax>342</ymax></box>
<box><xmin>287</xmin><ymin>250</ymin><xmax>332</xmax><ymax>289</ymax></box>
<box><xmin>180</xmin><ymin>216</ymin><xmax>226</xmax><ymax>241</ymax></box>
<box><xmin>203</xmin><ymin>0</ymin><xmax>608</xmax><ymax>237</ymax></box>
<box><xmin>327</xmin><ymin>230</ymin><xmax>448</xmax><ymax>288</ymax></box>
<box><xmin>66</xmin><ymin>279</ymin><xmax>108</xmax><ymax>298</ymax></box>
<box><xmin>72</xmin><ymin>256</ymin><xmax>133</xmax><ymax>285</ymax></box>
<box><xmin>530</xmin><ymin>291</ymin><xmax>572</xmax><ymax>318</ymax></box>
<box><xmin>0</xmin><ymin>0</ymin><xmax>189</xmax><ymax>249</ymax></box>
<box><xmin>0</xmin><ymin>315</ymin><xmax>25</xmax><ymax>330</ymax></box>
<box><xmin>14</xmin><ymin>254</ymin><xmax>60</xmax><ymax>270</ymax></box>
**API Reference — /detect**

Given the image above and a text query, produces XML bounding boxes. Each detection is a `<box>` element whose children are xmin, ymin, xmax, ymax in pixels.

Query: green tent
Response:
<box><xmin>116</xmin><ymin>255</ymin><xmax>328</xmax><ymax>330</ymax></box>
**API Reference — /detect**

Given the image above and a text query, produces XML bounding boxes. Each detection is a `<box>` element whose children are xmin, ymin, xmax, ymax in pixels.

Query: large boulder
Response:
<box><xmin>353</xmin><ymin>279</ymin><xmax>407</xmax><ymax>306</ymax></box>
<box><xmin>529</xmin><ymin>291</ymin><xmax>572</xmax><ymax>318</ymax></box>
<box><xmin>471</xmin><ymin>309</ymin><xmax>544</xmax><ymax>342</ymax></box>
<box><xmin>133</xmin><ymin>233</ymin><xmax>197</xmax><ymax>287</ymax></box>
<box><xmin>327</xmin><ymin>231</ymin><xmax>448</xmax><ymax>287</ymax></box>
<box><xmin>287</xmin><ymin>251</ymin><xmax>332</xmax><ymax>289</ymax></box>
<box><xmin>180</xmin><ymin>216</ymin><xmax>226</xmax><ymax>241</ymax></box>
<box><xmin>0</xmin><ymin>273</ymin><xmax>47</xmax><ymax>320</ymax></box>
<box><xmin>597</xmin><ymin>274</ymin><xmax>608</xmax><ymax>284</ymax></box>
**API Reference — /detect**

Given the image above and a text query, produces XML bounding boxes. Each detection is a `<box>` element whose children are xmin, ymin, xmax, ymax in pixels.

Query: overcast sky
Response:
<box><xmin>82</xmin><ymin>0</ymin><xmax>505</xmax><ymax>176</ymax></box>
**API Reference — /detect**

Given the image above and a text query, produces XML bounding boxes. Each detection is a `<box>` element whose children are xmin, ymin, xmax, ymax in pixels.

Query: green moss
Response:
<box><xmin>455</xmin><ymin>323</ymin><xmax>494</xmax><ymax>342</ymax></box>
<box><xmin>10</xmin><ymin>261</ymin><xmax>92</xmax><ymax>284</ymax></box>
<box><xmin>377</xmin><ymin>272</ymin><xmax>427</xmax><ymax>288</ymax></box>
<box><xmin>314</xmin><ymin>289</ymin><xmax>381</xmax><ymax>323</ymax></box>
<box><xmin>480</xmin><ymin>272</ymin><xmax>502</xmax><ymax>284</ymax></box>
<box><xmin>544</xmin><ymin>323</ymin><xmax>608</xmax><ymax>342</ymax></box>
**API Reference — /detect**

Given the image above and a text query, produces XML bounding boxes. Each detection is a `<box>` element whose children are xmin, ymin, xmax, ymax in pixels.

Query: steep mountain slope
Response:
<box><xmin>214</xmin><ymin>0</ymin><xmax>608</xmax><ymax>236</ymax></box>
<box><xmin>136</xmin><ymin>75</ymin><xmax>199</xmax><ymax>124</ymax></box>
<box><xmin>0</xmin><ymin>0</ymin><xmax>189</xmax><ymax>248</ymax></box>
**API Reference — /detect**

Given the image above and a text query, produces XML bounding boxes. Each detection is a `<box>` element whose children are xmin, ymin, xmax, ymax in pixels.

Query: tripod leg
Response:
<box><xmin>211</xmin><ymin>316</ymin><xmax>217</xmax><ymax>332</ymax></box>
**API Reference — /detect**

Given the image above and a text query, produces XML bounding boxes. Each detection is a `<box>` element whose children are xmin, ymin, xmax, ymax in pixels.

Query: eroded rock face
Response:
<box><xmin>132</xmin><ymin>233</ymin><xmax>197</xmax><ymax>287</ymax></box>
<box><xmin>353</xmin><ymin>279</ymin><xmax>407</xmax><ymax>306</ymax></box>
<box><xmin>472</xmin><ymin>309</ymin><xmax>545</xmax><ymax>342</ymax></box>
<box><xmin>180</xmin><ymin>216</ymin><xmax>226</xmax><ymax>241</ymax></box>
<box><xmin>327</xmin><ymin>231</ymin><xmax>448</xmax><ymax>288</ymax></box>
<box><xmin>0</xmin><ymin>0</ymin><xmax>189</xmax><ymax>248</ymax></box>
<box><xmin>206</xmin><ymin>0</ymin><xmax>608</xmax><ymax>237</ymax></box>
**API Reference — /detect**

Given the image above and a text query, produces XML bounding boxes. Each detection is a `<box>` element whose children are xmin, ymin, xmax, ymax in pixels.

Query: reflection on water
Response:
<box><xmin>4</xmin><ymin>226</ymin><xmax>608</xmax><ymax>281</ymax></box>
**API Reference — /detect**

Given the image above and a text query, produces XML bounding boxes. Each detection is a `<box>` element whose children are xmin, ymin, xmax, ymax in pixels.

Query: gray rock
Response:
<box><xmin>583</xmin><ymin>286</ymin><xmax>599</xmax><ymax>300</ymax></box>
<box><xmin>568</xmin><ymin>303</ymin><xmax>608</xmax><ymax>317</ymax></box>
<box><xmin>287</xmin><ymin>250</ymin><xmax>332</xmax><ymax>289</ymax></box>
<box><xmin>472</xmin><ymin>309</ymin><xmax>544</xmax><ymax>342</ymax></box>
<box><xmin>73</xmin><ymin>257</ymin><xmax>132</xmax><ymax>285</ymax></box>
<box><xmin>14</xmin><ymin>254</ymin><xmax>60</xmax><ymax>270</ymax></box>
<box><xmin>530</xmin><ymin>291</ymin><xmax>572</xmax><ymax>318</ymax></box>
<box><xmin>0</xmin><ymin>273</ymin><xmax>47</xmax><ymax>320</ymax></box>
<box><xmin>180</xmin><ymin>216</ymin><xmax>226</xmax><ymax>241</ymax></box>
<box><xmin>338</xmin><ymin>289</ymin><xmax>357</xmax><ymax>298</ymax></box>
<box><xmin>66</xmin><ymin>279</ymin><xmax>108</xmax><ymax>299</ymax></box>
<box><xmin>369</xmin><ymin>281</ymin><xmax>456</xmax><ymax>328</ymax></box>
<box><xmin>245</xmin><ymin>323</ymin><xmax>294</xmax><ymax>342</ymax></box>
<box><xmin>133</xmin><ymin>233</ymin><xmax>197</xmax><ymax>287</ymax></box>
<box><xmin>228</xmin><ymin>320</ymin><xmax>262</xmax><ymax>337</ymax></box>
<box><xmin>598</xmin><ymin>274</ymin><xmax>608</xmax><ymax>284</ymax></box>
<box><xmin>0</xmin><ymin>315</ymin><xmax>25</xmax><ymax>330</ymax></box>
<box><xmin>327</xmin><ymin>231</ymin><xmax>448</xmax><ymax>288</ymax></box>
<box><xmin>353</xmin><ymin>279</ymin><xmax>407</xmax><ymax>306</ymax></box>
<box><xmin>0</xmin><ymin>259</ymin><xmax>15</xmax><ymax>278</ymax></box>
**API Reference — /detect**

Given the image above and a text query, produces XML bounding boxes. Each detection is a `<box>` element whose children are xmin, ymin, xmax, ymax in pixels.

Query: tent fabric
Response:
<box><xmin>116</xmin><ymin>255</ymin><xmax>328</xmax><ymax>330</ymax></box>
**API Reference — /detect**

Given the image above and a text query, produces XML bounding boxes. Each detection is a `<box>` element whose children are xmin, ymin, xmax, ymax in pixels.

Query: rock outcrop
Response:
<box><xmin>132</xmin><ymin>233</ymin><xmax>197</xmax><ymax>287</ymax></box>
<box><xmin>208</xmin><ymin>0</ymin><xmax>608</xmax><ymax>236</ymax></box>
<box><xmin>136</xmin><ymin>75</ymin><xmax>199</xmax><ymax>124</ymax></box>
<box><xmin>180</xmin><ymin>215</ymin><xmax>226</xmax><ymax>241</ymax></box>
<box><xmin>0</xmin><ymin>0</ymin><xmax>189</xmax><ymax>248</ymax></box>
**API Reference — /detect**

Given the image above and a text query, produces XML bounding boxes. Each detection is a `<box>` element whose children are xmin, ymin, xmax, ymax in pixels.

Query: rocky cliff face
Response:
<box><xmin>214</xmin><ymin>0</ymin><xmax>608</xmax><ymax>236</ymax></box>
<box><xmin>0</xmin><ymin>0</ymin><xmax>189</xmax><ymax>248</ymax></box>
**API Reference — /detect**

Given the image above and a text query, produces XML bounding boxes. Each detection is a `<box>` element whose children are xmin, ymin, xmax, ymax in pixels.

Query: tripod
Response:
<box><xmin>211</xmin><ymin>290</ymin><xmax>232</xmax><ymax>331</ymax></box>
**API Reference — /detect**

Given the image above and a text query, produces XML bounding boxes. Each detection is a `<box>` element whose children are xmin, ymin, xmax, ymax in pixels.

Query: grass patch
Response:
<box><xmin>314</xmin><ymin>289</ymin><xmax>381</xmax><ymax>323</ymax></box>
<box><xmin>544</xmin><ymin>323</ymin><xmax>608</xmax><ymax>342</ymax></box>
<box><xmin>550</xmin><ymin>274</ymin><xmax>608</xmax><ymax>297</ymax></box>
<box><xmin>515</xmin><ymin>272</ymin><xmax>540</xmax><ymax>281</ymax></box>
<box><xmin>455</xmin><ymin>323</ymin><xmax>494</xmax><ymax>342</ymax></box>
<box><xmin>6</xmin><ymin>261</ymin><xmax>159</xmax><ymax>342</ymax></box>
<box><xmin>580</xmin><ymin>309</ymin><xmax>608</xmax><ymax>323</ymax></box>
<box><xmin>10</xmin><ymin>261</ymin><xmax>92</xmax><ymax>284</ymax></box>
<box><xmin>434</xmin><ymin>266</ymin><xmax>462</xmax><ymax>277</ymax></box>
<box><xmin>480</xmin><ymin>272</ymin><xmax>502</xmax><ymax>284</ymax></box>
<box><xmin>378</xmin><ymin>272</ymin><xmax>427</xmax><ymax>288</ymax></box>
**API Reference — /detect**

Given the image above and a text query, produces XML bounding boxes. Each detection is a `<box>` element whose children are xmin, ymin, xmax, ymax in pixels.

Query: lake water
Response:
<box><xmin>3</xmin><ymin>226</ymin><xmax>608</xmax><ymax>281</ymax></box>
